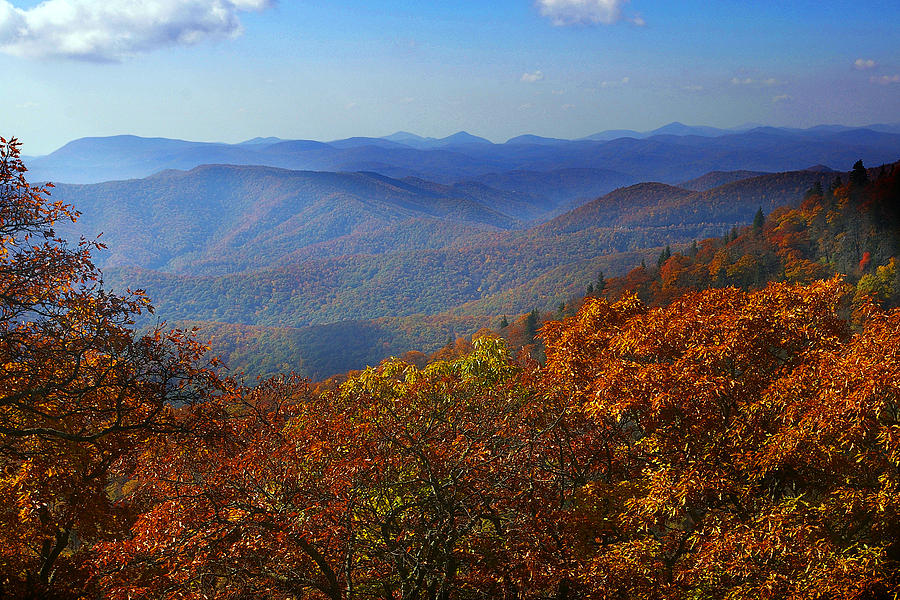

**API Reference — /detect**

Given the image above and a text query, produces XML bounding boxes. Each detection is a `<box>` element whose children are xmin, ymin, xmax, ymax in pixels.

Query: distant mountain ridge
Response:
<box><xmin>74</xmin><ymin>165</ymin><xmax>849</xmax><ymax>323</ymax></box>
<box><xmin>540</xmin><ymin>169</ymin><xmax>843</xmax><ymax>235</ymax></box>
<box><xmin>27</xmin><ymin>124</ymin><xmax>900</xmax><ymax>185</ymax></box>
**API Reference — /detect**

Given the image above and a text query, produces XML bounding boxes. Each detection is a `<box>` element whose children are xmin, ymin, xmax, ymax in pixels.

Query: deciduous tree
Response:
<box><xmin>541</xmin><ymin>278</ymin><xmax>900</xmax><ymax>599</ymax></box>
<box><xmin>0</xmin><ymin>137</ymin><xmax>222</xmax><ymax>598</ymax></box>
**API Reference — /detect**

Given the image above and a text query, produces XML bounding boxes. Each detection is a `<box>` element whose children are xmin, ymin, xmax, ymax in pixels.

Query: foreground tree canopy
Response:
<box><xmin>2</xmin><ymin>137</ymin><xmax>899</xmax><ymax>598</ymax></box>
<box><xmin>0</xmin><ymin>138</ymin><xmax>225</xmax><ymax>597</ymax></box>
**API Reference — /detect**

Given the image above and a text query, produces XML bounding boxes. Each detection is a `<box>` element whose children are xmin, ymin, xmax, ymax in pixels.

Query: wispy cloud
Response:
<box><xmin>682</xmin><ymin>84</ymin><xmax>704</xmax><ymax>92</ymax></box>
<box><xmin>0</xmin><ymin>0</ymin><xmax>273</xmax><ymax>61</ymax></box>
<box><xmin>731</xmin><ymin>77</ymin><xmax>778</xmax><ymax>86</ymax></box>
<box><xmin>772</xmin><ymin>94</ymin><xmax>793</xmax><ymax>103</ymax></box>
<box><xmin>521</xmin><ymin>70</ymin><xmax>544</xmax><ymax>83</ymax></box>
<box><xmin>536</xmin><ymin>0</ymin><xmax>630</xmax><ymax>26</ymax></box>
<box><xmin>600</xmin><ymin>76</ymin><xmax>629</xmax><ymax>88</ymax></box>
<box><xmin>871</xmin><ymin>74</ymin><xmax>900</xmax><ymax>85</ymax></box>
<box><xmin>561</xmin><ymin>103</ymin><xmax>575</xmax><ymax>110</ymax></box>
<box><xmin>854</xmin><ymin>58</ymin><xmax>877</xmax><ymax>70</ymax></box>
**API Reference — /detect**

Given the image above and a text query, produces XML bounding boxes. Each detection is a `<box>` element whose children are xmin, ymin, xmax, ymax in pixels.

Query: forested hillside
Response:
<box><xmin>52</xmin><ymin>165</ymin><xmax>521</xmax><ymax>273</ymax></box>
<box><xmin>595</xmin><ymin>161</ymin><xmax>900</xmax><ymax>307</ymax></box>
<box><xmin>79</xmin><ymin>165</ymin><xmax>841</xmax><ymax>378</ymax></box>
<box><xmin>21</xmin><ymin>130</ymin><xmax>900</xmax><ymax>382</ymax></box>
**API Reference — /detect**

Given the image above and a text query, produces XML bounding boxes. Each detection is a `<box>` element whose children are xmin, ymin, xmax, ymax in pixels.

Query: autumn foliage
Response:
<box><xmin>594</xmin><ymin>163</ymin><xmax>900</xmax><ymax>310</ymax></box>
<box><xmin>2</xmin><ymin>138</ymin><xmax>900</xmax><ymax>599</ymax></box>
<box><xmin>0</xmin><ymin>137</ymin><xmax>225</xmax><ymax>597</ymax></box>
<box><xmin>543</xmin><ymin>280</ymin><xmax>900</xmax><ymax>599</ymax></box>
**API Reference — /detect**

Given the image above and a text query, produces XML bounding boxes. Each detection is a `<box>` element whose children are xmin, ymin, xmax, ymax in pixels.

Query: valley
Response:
<box><xmin>36</xmin><ymin>124</ymin><xmax>887</xmax><ymax>379</ymax></box>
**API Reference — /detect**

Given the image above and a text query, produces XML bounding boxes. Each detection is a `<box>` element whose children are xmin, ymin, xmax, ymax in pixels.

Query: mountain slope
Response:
<box><xmin>53</xmin><ymin>165</ymin><xmax>521</xmax><ymax>274</ymax></box>
<box><xmin>62</xmin><ymin>161</ymin><xmax>888</xmax><ymax>380</ymax></box>
<box><xmin>536</xmin><ymin>183</ymin><xmax>696</xmax><ymax>234</ymax></box>
<box><xmin>93</xmin><ymin>167</ymin><xmax>847</xmax><ymax>329</ymax></box>
<box><xmin>678</xmin><ymin>170</ymin><xmax>771</xmax><ymax>191</ymax></box>
<box><xmin>539</xmin><ymin>169</ymin><xmax>844</xmax><ymax>235</ymax></box>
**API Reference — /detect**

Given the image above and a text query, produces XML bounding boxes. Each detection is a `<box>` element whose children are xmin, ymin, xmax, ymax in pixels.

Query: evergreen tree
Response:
<box><xmin>499</xmin><ymin>315</ymin><xmax>509</xmax><ymax>329</ymax></box>
<box><xmin>850</xmin><ymin>160</ymin><xmax>869</xmax><ymax>188</ymax></box>
<box><xmin>657</xmin><ymin>245</ymin><xmax>672</xmax><ymax>268</ymax></box>
<box><xmin>524</xmin><ymin>309</ymin><xmax>539</xmax><ymax>344</ymax></box>
<box><xmin>752</xmin><ymin>208</ymin><xmax>765</xmax><ymax>232</ymax></box>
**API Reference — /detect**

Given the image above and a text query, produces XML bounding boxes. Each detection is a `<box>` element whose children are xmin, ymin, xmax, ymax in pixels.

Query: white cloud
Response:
<box><xmin>682</xmin><ymin>84</ymin><xmax>704</xmax><ymax>92</ymax></box>
<box><xmin>521</xmin><ymin>70</ymin><xmax>544</xmax><ymax>83</ymax></box>
<box><xmin>772</xmin><ymin>94</ymin><xmax>792</xmax><ymax>103</ymax></box>
<box><xmin>0</xmin><ymin>0</ymin><xmax>273</xmax><ymax>61</ymax></box>
<box><xmin>561</xmin><ymin>103</ymin><xmax>575</xmax><ymax>110</ymax></box>
<box><xmin>871</xmin><ymin>74</ymin><xmax>900</xmax><ymax>85</ymax></box>
<box><xmin>551</xmin><ymin>89</ymin><xmax>565</xmax><ymax>95</ymax></box>
<box><xmin>630</xmin><ymin>14</ymin><xmax>645</xmax><ymax>26</ymax></box>
<box><xmin>537</xmin><ymin>0</ymin><xmax>629</xmax><ymax>26</ymax></box>
<box><xmin>854</xmin><ymin>58</ymin><xmax>877</xmax><ymax>70</ymax></box>
<box><xmin>519</xmin><ymin>103</ymin><xmax>535</xmax><ymax>110</ymax></box>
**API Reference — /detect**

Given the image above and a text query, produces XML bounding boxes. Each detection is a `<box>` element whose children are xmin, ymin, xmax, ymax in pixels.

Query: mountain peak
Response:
<box><xmin>439</xmin><ymin>131</ymin><xmax>493</xmax><ymax>145</ymax></box>
<box><xmin>239</xmin><ymin>136</ymin><xmax>284</xmax><ymax>146</ymax></box>
<box><xmin>504</xmin><ymin>134</ymin><xmax>568</xmax><ymax>146</ymax></box>
<box><xmin>649</xmin><ymin>122</ymin><xmax>727</xmax><ymax>137</ymax></box>
<box><xmin>382</xmin><ymin>131</ymin><xmax>427</xmax><ymax>143</ymax></box>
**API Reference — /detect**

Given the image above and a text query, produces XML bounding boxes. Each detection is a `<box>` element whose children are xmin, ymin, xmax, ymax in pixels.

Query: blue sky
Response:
<box><xmin>2</xmin><ymin>0</ymin><xmax>898</xmax><ymax>154</ymax></box>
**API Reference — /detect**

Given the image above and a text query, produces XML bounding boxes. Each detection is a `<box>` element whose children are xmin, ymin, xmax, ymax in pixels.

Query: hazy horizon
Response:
<box><xmin>17</xmin><ymin>119</ymin><xmax>900</xmax><ymax>158</ymax></box>
<box><xmin>3</xmin><ymin>0</ymin><xmax>899</xmax><ymax>155</ymax></box>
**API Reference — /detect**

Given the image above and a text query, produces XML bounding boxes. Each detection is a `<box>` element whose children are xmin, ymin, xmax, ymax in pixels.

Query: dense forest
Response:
<box><xmin>3</xmin><ymin>135</ymin><xmax>900</xmax><ymax>599</ymax></box>
<box><xmin>136</xmin><ymin>163</ymin><xmax>891</xmax><ymax>381</ymax></box>
<box><xmin>593</xmin><ymin>161</ymin><xmax>900</xmax><ymax>305</ymax></box>
<box><xmin>48</xmin><ymin>160</ymin><xmax>845</xmax><ymax>380</ymax></box>
<box><xmin>32</xmin><ymin>126</ymin><xmax>900</xmax><ymax>381</ymax></box>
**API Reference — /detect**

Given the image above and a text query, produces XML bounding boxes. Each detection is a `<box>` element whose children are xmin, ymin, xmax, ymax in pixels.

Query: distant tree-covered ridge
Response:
<box><xmin>177</xmin><ymin>161</ymin><xmax>897</xmax><ymax>380</ymax></box>
<box><xmin>55</xmin><ymin>162</ymin><xmax>839</xmax><ymax>379</ymax></box>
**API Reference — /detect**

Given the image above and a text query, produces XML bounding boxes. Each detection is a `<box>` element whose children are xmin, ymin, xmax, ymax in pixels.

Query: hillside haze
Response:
<box><xmin>34</xmin><ymin>125</ymin><xmax>897</xmax><ymax>379</ymax></box>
